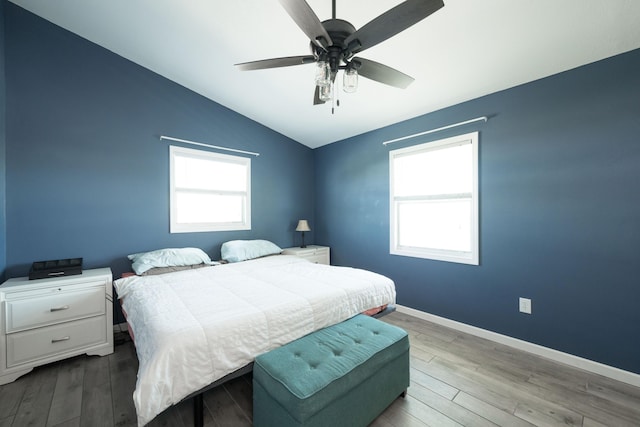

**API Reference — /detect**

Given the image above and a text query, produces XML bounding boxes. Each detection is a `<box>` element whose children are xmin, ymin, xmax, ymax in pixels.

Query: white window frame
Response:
<box><xmin>389</xmin><ymin>132</ymin><xmax>479</xmax><ymax>265</ymax></box>
<box><xmin>170</xmin><ymin>145</ymin><xmax>251</xmax><ymax>233</ymax></box>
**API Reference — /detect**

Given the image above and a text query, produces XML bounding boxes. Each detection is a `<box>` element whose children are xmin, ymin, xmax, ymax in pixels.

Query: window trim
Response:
<box><xmin>170</xmin><ymin>145</ymin><xmax>251</xmax><ymax>233</ymax></box>
<box><xmin>389</xmin><ymin>132</ymin><xmax>479</xmax><ymax>265</ymax></box>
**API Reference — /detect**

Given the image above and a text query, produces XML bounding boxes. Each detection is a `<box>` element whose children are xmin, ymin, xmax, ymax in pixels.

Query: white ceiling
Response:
<box><xmin>9</xmin><ymin>0</ymin><xmax>640</xmax><ymax>148</ymax></box>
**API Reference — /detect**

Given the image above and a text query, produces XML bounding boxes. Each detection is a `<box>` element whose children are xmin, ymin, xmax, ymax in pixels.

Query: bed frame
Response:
<box><xmin>182</xmin><ymin>304</ymin><xmax>396</xmax><ymax>427</ymax></box>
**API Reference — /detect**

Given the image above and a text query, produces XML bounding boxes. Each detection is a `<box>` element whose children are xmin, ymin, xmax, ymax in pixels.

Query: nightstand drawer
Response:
<box><xmin>281</xmin><ymin>246</ymin><xmax>330</xmax><ymax>265</ymax></box>
<box><xmin>303</xmin><ymin>253</ymin><xmax>328</xmax><ymax>264</ymax></box>
<box><xmin>5</xmin><ymin>286</ymin><xmax>105</xmax><ymax>333</ymax></box>
<box><xmin>6</xmin><ymin>315</ymin><xmax>106</xmax><ymax>367</ymax></box>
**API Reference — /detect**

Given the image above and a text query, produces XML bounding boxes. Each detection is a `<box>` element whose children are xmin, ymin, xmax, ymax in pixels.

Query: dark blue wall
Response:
<box><xmin>315</xmin><ymin>48</ymin><xmax>640</xmax><ymax>374</ymax></box>
<box><xmin>0</xmin><ymin>0</ymin><xmax>6</xmax><ymax>281</ymax></box>
<box><xmin>4</xmin><ymin>3</ymin><xmax>314</xmax><ymax>284</ymax></box>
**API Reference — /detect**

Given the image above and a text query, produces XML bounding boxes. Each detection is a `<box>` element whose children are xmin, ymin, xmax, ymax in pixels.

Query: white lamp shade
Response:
<box><xmin>296</xmin><ymin>220</ymin><xmax>311</xmax><ymax>232</ymax></box>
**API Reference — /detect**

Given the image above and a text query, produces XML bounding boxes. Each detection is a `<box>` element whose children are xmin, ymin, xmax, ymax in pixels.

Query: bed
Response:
<box><xmin>113</xmin><ymin>248</ymin><xmax>396</xmax><ymax>426</ymax></box>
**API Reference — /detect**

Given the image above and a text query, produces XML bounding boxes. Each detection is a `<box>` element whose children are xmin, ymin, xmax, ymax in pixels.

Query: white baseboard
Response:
<box><xmin>396</xmin><ymin>305</ymin><xmax>640</xmax><ymax>388</ymax></box>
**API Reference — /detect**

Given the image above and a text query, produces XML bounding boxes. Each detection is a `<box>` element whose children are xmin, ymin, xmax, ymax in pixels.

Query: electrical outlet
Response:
<box><xmin>519</xmin><ymin>297</ymin><xmax>532</xmax><ymax>314</ymax></box>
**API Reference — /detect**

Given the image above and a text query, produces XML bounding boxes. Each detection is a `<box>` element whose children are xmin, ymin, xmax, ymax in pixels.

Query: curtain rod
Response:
<box><xmin>382</xmin><ymin>116</ymin><xmax>488</xmax><ymax>146</ymax></box>
<box><xmin>159</xmin><ymin>135</ymin><xmax>260</xmax><ymax>157</ymax></box>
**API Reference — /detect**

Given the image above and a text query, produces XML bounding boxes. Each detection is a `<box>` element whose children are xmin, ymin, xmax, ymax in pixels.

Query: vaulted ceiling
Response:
<box><xmin>10</xmin><ymin>0</ymin><xmax>640</xmax><ymax>148</ymax></box>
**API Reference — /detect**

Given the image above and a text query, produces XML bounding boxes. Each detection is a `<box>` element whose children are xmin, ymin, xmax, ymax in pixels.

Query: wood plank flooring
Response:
<box><xmin>1</xmin><ymin>311</ymin><xmax>639</xmax><ymax>426</ymax></box>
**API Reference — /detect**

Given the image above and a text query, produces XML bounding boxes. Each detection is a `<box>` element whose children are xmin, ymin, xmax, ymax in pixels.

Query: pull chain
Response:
<box><xmin>332</xmin><ymin>82</ymin><xmax>336</xmax><ymax>114</ymax></box>
<box><xmin>332</xmin><ymin>83</ymin><xmax>340</xmax><ymax>114</ymax></box>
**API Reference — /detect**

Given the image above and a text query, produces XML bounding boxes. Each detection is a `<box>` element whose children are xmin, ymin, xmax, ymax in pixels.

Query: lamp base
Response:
<box><xmin>300</xmin><ymin>231</ymin><xmax>306</xmax><ymax>248</ymax></box>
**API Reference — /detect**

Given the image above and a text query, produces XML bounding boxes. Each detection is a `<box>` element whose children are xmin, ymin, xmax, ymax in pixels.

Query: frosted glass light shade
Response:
<box><xmin>315</xmin><ymin>61</ymin><xmax>330</xmax><ymax>87</ymax></box>
<box><xmin>319</xmin><ymin>83</ymin><xmax>332</xmax><ymax>102</ymax></box>
<box><xmin>343</xmin><ymin>68</ymin><xmax>358</xmax><ymax>93</ymax></box>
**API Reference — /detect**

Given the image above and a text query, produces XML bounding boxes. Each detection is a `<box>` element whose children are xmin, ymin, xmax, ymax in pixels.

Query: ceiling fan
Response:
<box><xmin>235</xmin><ymin>0</ymin><xmax>445</xmax><ymax>106</ymax></box>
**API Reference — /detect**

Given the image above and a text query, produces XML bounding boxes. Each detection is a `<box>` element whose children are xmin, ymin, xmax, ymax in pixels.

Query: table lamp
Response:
<box><xmin>295</xmin><ymin>220</ymin><xmax>311</xmax><ymax>248</ymax></box>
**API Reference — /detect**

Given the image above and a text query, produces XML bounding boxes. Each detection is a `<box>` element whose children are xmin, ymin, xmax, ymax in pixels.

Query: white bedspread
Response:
<box><xmin>113</xmin><ymin>255</ymin><xmax>396</xmax><ymax>426</ymax></box>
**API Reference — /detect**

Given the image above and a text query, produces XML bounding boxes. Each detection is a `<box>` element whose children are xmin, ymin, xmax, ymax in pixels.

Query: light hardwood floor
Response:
<box><xmin>1</xmin><ymin>311</ymin><xmax>639</xmax><ymax>426</ymax></box>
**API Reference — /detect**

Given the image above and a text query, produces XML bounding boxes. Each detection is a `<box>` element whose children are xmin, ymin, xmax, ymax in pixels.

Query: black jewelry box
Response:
<box><xmin>29</xmin><ymin>258</ymin><xmax>83</xmax><ymax>280</ymax></box>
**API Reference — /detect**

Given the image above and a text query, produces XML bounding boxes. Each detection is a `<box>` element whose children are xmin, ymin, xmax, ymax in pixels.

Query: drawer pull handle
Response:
<box><xmin>51</xmin><ymin>336</ymin><xmax>70</xmax><ymax>343</ymax></box>
<box><xmin>50</xmin><ymin>306</ymin><xmax>70</xmax><ymax>312</ymax></box>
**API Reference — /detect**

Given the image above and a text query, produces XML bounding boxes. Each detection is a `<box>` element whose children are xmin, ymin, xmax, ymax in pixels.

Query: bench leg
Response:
<box><xmin>400</xmin><ymin>390</ymin><xmax>407</xmax><ymax>398</ymax></box>
<box><xmin>193</xmin><ymin>393</ymin><xmax>203</xmax><ymax>427</ymax></box>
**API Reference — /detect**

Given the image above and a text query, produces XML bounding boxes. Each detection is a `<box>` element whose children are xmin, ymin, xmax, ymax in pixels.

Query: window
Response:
<box><xmin>390</xmin><ymin>132</ymin><xmax>479</xmax><ymax>264</ymax></box>
<box><xmin>170</xmin><ymin>145</ymin><xmax>251</xmax><ymax>233</ymax></box>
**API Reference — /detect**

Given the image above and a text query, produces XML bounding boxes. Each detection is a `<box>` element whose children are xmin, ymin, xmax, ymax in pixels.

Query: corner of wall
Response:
<box><xmin>0</xmin><ymin>0</ymin><xmax>7</xmax><ymax>281</ymax></box>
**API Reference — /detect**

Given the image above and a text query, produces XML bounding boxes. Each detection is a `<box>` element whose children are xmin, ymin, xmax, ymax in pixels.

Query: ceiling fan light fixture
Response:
<box><xmin>343</xmin><ymin>67</ymin><xmax>358</xmax><ymax>93</ymax></box>
<box><xmin>319</xmin><ymin>82</ymin><xmax>332</xmax><ymax>102</ymax></box>
<box><xmin>315</xmin><ymin>60</ymin><xmax>331</xmax><ymax>87</ymax></box>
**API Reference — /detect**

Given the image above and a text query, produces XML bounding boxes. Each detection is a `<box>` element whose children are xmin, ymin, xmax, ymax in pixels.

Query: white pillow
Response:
<box><xmin>128</xmin><ymin>247</ymin><xmax>214</xmax><ymax>275</ymax></box>
<box><xmin>221</xmin><ymin>240</ymin><xmax>282</xmax><ymax>263</ymax></box>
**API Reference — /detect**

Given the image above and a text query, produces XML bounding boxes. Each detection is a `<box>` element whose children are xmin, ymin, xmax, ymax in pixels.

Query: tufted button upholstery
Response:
<box><xmin>253</xmin><ymin>314</ymin><xmax>409</xmax><ymax>427</ymax></box>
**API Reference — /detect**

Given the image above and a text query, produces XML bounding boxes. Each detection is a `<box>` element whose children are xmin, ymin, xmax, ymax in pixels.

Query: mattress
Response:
<box><xmin>113</xmin><ymin>254</ymin><xmax>396</xmax><ymax>426</ymax></box>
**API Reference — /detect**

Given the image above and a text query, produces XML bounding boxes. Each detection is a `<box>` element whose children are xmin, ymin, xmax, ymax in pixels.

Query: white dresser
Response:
<box><xmin>0</xmin><ymin>268</ymin><xmax>113</xmax><ymax>385</ymax></box>
<box><xmin>281</xmin><ymin>245</ymin><xmax>330</xmax><ymax>265</ymax></box>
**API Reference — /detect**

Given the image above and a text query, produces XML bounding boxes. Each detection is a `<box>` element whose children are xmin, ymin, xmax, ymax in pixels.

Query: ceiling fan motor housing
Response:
<box><xmin>312</xmin><ymin>19</ymin><xmax>358</xmax><ymax>72</ymax></box>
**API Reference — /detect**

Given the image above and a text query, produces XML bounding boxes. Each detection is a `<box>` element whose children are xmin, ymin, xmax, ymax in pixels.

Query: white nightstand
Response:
<box><xmin>282</xmin><ymin>245</ymin><xmax>330</xmax><ymax>265</ymax></box>
<box><xmin>0</xmin><ymin>268</ymin><xmax>114</xmax><ymax>385</ymax></box>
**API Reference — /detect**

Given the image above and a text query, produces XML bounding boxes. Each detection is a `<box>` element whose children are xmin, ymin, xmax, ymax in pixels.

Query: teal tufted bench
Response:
<box><xmin>253</xmin><ymin>314</ymin><xmax>409</xmax><ymax>427</ymax></box>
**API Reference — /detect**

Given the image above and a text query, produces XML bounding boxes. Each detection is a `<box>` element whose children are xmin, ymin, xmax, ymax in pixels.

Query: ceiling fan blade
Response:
<box><xmin>354</xmin><ymin>57</ymin><xmax>414</xmax><ymax>89</ymax></box>
<box><xmin>279</xmin><ymin>0</ymin><xmax>333</xmax><ymax>49</ymax></box>
<box><xmin>344</xmin><ymin>0</ymin><xmax>444</xmax><ymax>56</ymax></box>
<box><xmin>235</xmin><ymin>55</ymin><xmax>316</xmax><ymax>71</ymax></box>
<box><xmin>313</xmin><ymin>86</ymin><xmax>325</xmax><ymax>105</ymax></box>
